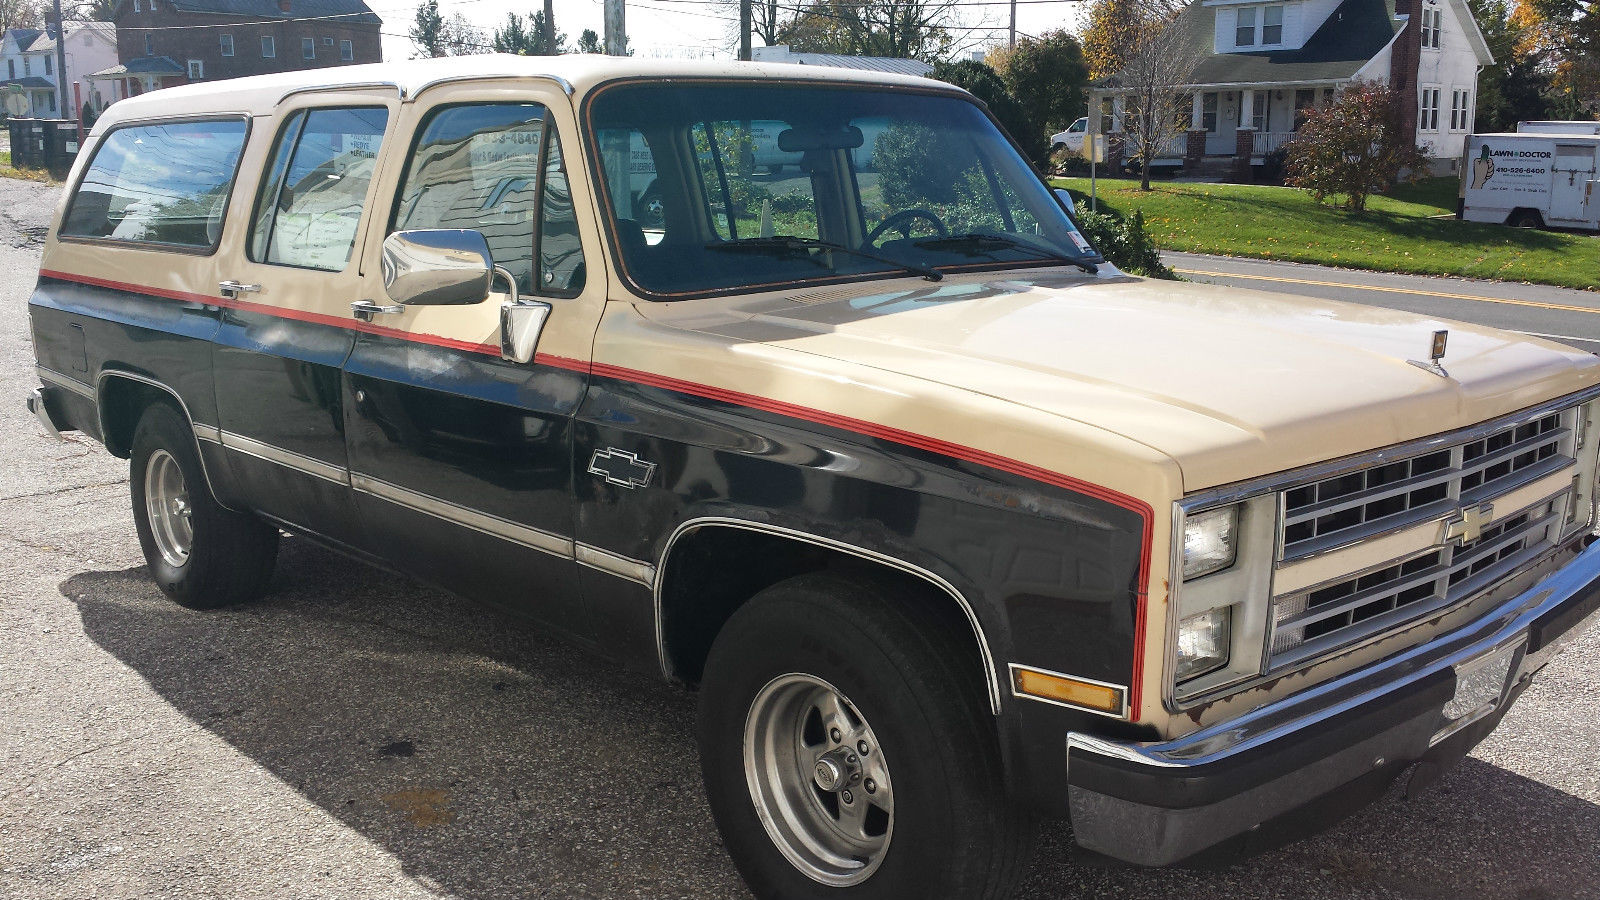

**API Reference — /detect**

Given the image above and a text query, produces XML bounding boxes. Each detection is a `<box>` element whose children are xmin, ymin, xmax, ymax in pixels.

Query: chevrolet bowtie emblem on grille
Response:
<box><xmin>1408</xmin><ymin>329</ymin><xmax>1451</xmax><ymax>378</ymax></box>
<box><xmin>588</xmin><ymin>448</ymin><xmax>657</xmax><ymax>489</ymax></box>
<box><xmin>1441</xmin><ymin>502</ymin><xmax>1494</xmax><ymax>545</ymax></box>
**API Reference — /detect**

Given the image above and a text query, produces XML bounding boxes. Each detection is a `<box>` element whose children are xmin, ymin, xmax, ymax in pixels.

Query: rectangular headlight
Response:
<box><xmin>1175</xmin><ymin>607</ymin><xmax>1231</xmax><ymax>681</ymax></box>
<box><xmin>1182</xmin><ymin>505</ymin><xmax>1238</xmax><ymax>580</ymax></box>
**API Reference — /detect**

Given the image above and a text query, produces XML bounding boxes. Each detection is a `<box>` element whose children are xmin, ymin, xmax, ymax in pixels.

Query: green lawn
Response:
<box><xmin>1053</xmin><ymin>176</ymin><xmax>1600</xmax><ymax>291</ymax></box>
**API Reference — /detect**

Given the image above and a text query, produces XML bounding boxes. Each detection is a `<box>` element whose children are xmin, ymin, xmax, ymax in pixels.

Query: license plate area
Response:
<box><xmin>1431</xmin><ymin>638</ymin><xmax>1524</xmax><ymax>747</ymax></box>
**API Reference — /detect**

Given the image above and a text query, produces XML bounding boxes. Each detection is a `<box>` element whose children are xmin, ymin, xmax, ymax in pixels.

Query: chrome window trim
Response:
<box><xmin>655</xmin><ymin>516</ymin><xmax>1003</xmax><ymax>715</ymax></box>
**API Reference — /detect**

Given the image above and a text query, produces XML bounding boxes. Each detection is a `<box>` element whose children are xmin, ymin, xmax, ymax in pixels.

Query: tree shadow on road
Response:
<box><xmin>63</xmin><ymin>539</ymin><xmax>1600</xmax><ymax>900</ymax></box>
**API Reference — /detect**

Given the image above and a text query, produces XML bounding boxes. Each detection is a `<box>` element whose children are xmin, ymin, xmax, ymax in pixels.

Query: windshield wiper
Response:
<box><xmin>913</xmin><ymin>232</ymin><xmax>1099</xmax><ymax>275</ymax></box>
<box><xmin>706</xmin><ymin>235</ymin><xmax>943</xmax><ymax>282</ymax></box>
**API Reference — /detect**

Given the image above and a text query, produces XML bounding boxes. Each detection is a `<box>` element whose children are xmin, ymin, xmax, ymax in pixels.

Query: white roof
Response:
<box><xmin>95</xmin><ymin>54</ymin><xmax>950</xmax><ymax>130</ymax></box>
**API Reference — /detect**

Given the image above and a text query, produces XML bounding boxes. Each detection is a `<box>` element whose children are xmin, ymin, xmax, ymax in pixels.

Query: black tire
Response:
<box><xmin>130</xmin><ymin>402</ymin><xmax>279</xmax><ymax>609</ymax></box>
<box><xmin>697</xmin><ymin>571</ymin><xmax>1035</xmax><ymax>900</ymax></box>
<box><xmin>1508</xmin><ymin>209</ymin><xmax>1543</xmax><ymax>229</ymax></box>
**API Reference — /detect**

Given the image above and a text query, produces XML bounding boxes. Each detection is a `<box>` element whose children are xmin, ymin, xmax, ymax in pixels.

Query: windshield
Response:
<box><xmin>586</xmin><ymin>81</ymin><xmax>1099</xmax><ymax>298</ymax></box>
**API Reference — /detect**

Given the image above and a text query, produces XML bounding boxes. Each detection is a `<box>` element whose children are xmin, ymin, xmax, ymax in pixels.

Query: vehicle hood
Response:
<box><xmin>670</xmin><ymin>271</ymin><xmax>1600</xmax><ymax>491</ymax></box>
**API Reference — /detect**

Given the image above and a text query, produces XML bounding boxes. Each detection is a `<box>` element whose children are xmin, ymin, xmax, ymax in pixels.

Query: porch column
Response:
<box><xmin>1186</xmin><ymin>91</ymin><xmax>1207</xmax><ymax>166</ymax></box>
<box><xmin>1107</xmin><ymin>93</ymin><xmax>1126</xmax><ymax>170</ymax></box>
<box><xmin>1235</xmin><ymin>88</ymin><xmax>1257</xmax><ymax>183</ymax></box>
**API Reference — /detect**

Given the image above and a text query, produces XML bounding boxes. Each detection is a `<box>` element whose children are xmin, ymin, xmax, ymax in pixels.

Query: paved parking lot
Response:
<box><xmin>1</xmin><ymin>174</ymin><xmax>1598</xmax><ymax>899</ymax></box>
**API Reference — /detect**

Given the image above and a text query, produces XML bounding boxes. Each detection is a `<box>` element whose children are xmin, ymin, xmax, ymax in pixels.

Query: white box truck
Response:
<box><xmin>1459</xmin><ymin>132</ymin><xmax>1600</xmax><ymax>231</ymax></box>
<box><xmin>1518</xmin><ymin>120</ymin><xmax>1600</xmax><ymax>135</ymax></box>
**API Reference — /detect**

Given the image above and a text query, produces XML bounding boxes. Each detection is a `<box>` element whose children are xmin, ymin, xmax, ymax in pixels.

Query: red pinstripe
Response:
<box><xmin>39</xmin><ymin>269</ymin><xmax>1159</xmax><ymax>718</ymax></box>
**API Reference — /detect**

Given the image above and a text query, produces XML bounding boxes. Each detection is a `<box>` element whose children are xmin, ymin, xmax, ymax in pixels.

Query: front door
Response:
<box><xmin>212</xmin><ymin>89</ymin><xmax>399</xmax><ymax>548</ymax></box>
<box><xmin>1551</xmin><ymin>144</ymin><xmax>1598</xmax><ymax>221</ymax></box>
<box><xmin>341</xmin><ymin>85</ymin><xmax>605</xmax><ymax>636</ymax></box>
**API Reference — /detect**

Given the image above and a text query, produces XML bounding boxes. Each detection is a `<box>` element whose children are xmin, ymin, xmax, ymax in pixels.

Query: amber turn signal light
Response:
<box><xmin>1011</xmin><ymin>667</ymin><xmax>1126</xmax><ymax>715</ymax></box>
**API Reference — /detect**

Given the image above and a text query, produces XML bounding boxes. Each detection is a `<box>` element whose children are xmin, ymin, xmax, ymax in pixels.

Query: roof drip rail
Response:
<box><xmin>411</xmin><ymin>72</ymin><xmax>577</xmax><ymax>97</ymax></box>
<box><xmin>276</xmin><ymin>80</ymin><xmax>406</xmax><ymax>105</ymax></box>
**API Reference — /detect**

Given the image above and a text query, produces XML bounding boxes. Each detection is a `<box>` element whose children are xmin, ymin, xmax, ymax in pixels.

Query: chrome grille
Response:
<box><xmin>1281</xmin><ymin>411</ymin><xmax>1571</xmax><ymax>560</ymax></box>
<box><xmin>1270</xmin><ymin>498</ymin><xmax>1562</xmax><ymax>667</ymax></box>
<box><xmin>1268</xmin><ymin>404</ymin><xmax>1583</xmax><ymax>669</ymax></box>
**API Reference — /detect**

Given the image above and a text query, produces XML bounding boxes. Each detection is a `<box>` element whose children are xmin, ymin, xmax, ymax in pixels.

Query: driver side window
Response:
<box><xmin>393</xmin><ymin>102</ymin><xmax>585</xmax><ymax>297</ymax></box>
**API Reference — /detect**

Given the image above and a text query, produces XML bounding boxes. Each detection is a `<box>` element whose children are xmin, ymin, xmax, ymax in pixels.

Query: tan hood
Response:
<box><xmin>664</xmin><ymin>271</ymin><xmax>1600</xmax><ymax>491</ymax></box>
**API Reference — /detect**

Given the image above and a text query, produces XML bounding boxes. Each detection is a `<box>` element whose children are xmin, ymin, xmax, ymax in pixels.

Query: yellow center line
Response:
<box><xmin>1175</xmin><ymin>267</ymin><xmax>1600</xmax><ymax>316</ymax></box>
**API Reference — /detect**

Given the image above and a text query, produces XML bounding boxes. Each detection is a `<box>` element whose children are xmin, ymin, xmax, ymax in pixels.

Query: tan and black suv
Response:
<box><xmin>24</xmin><ymin>55</ymin><xmax>1600</xmax><ymax>899</ymax></box>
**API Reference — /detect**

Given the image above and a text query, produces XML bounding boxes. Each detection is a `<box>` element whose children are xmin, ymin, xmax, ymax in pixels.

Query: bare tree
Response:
<box><xmin>0</xmin><ymin>0</ymin><xmax>45</xmax><ymax>34</ymax></box>
<box><xmin>713</xmin><ymin>0</ymin><xmax>797</xmax><ymax>51</ymax></box>
<box><xmin>1108</xmin><ymin>2</ymin><xmax>1202</xmax><ymax>189</ymax></box>
<box><xmin>774</xmin><ymin>0</ymin><xmax>994</xmax><ymax>60</ymax></box>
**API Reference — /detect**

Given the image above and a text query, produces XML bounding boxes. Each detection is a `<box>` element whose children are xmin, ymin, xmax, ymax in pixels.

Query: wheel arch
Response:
<box><xmin>654</xmin><ymin>517</ymin><xmax>1004</xmax><ymax>715</ymax></box>
<box><xmin>96</xmin><ymin>369</ymin><xmax>232</xmax><ymax>508</ymax></box>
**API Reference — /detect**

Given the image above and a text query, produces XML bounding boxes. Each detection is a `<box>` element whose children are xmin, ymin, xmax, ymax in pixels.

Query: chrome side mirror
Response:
<box><xmin>493</xmin><ymin>264</ymin><xmax>551</xmax><ymax>364</ymax></box>
<box><xmin>1053</xmin><ymin>188</ymin><xmax>1079</xmax><ymax>218</ymax></box>
<box><xmin>381</xmin><ymin>229</ymin><xmax>494</xmax><ymax>306</ymax></box>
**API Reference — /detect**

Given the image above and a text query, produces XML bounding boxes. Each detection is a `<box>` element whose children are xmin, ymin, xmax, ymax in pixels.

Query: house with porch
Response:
<box><xmin>2</xmin><ymin>23</ymin><xmax>121</xmax><ymax>122</ymax></box>
<box><xmin>1090</xmin><ymin>0</ymin><xmax>1494</xmax><ymax>178</ymax></box>
<box><xmin>2</xmin><ymin>28</ymin><xmax>56</xmax><ymax>117</ymax></box>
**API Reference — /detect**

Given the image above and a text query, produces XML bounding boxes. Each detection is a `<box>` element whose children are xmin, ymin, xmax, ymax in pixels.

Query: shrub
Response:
<box><xmin>1283</xmin><ymin>80</ymin><xmax>1428</xmax><ymax>212</ymax></box>
<box><xmin>1076</xmin><ymin>207</ymin><xmax>1174</xmax><ymax>278</ymax></box>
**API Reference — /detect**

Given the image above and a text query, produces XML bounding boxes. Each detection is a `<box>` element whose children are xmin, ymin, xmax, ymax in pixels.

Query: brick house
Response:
<box><xmin>88</xmin><ymin>0</ymin><xmax>381</xmax><ymax>98</ymax></box>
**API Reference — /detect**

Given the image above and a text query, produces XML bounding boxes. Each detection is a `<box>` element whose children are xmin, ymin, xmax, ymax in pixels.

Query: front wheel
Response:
<box><xmin>130</xmin><ymin>402</ymin><xmax>279</xmax><ymax>609</ymax></box>
<box><xmin>697</xmin><ymin>572</ymin><xmax>1034</xmax><ymax>899</ymax></box>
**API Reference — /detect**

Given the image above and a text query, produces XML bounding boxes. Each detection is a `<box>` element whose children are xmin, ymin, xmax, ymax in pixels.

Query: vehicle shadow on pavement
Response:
<box><xmin>63</xmin><ymin>539</ymin><xmax>1600</xmax><ymax>900</ymax></box>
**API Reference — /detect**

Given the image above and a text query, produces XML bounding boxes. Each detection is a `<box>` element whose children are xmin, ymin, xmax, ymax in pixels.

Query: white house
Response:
<box><xmin>1</xmin><ymin>28</ymin><xmax>54</xmax><ymax>116</ymax></box>
<box><xmin>1090</xmin><ymin>0</ymin><xmax>1494</xmax><ymax>176</ymax></box>
<box><xmin>0</xmin><ymin>22</ymin><xmax>119</xmax><ymax>121</ymax></box>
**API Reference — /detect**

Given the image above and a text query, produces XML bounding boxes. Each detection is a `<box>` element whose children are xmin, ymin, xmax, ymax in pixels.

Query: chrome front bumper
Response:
<box><xmin>1065</xmin><ymin>538</ymin><xmax>1600</xmax><ymax>866</ymax></box>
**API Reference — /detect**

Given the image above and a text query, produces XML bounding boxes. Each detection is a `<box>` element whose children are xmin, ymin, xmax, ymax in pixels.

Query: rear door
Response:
<box><xmin>211</xmin><ymin>88</ymin><xmax>400</xmax><ymax>547</ymax></box>
<box><xmin>1551</xmin><ymin>143</ymin><xmax>1598</xmax><ymax>221</ymax></box>
<box><xmin>341</xmin><ymin>82</ymin><xmax>606</xmax><ymax>635</ymax></box>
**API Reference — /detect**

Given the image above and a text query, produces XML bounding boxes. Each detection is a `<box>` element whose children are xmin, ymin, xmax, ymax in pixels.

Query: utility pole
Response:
<box><xmin>739</xmin><ymin>0</ymin><xmax>751</xmax><ymax>61</ymax></box>
<box><xmin>604</xmin><ymin>0</ymin><xmax>625</xmax><ymax>55</ymax></box>
<box><xmin>1008</xmin><ymin>0</ymin><xmax>1016</xmax><ymax>48</ymax></box>
<box><xmin>543</xmin><ymin>0</ymin><xmax>555</xmax><ymax>54</ymax></box>
<box><xmin>51</xmin><ymin>0</ymin><xmax>69</xmax><ymax>121</ymax></box>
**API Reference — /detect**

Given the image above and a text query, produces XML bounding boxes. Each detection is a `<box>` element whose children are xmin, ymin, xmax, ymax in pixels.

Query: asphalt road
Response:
<box><xmin>1168</xmin><ymin>251</ymin><xmax>1600</xmax><ymax>354</ymax></box>
<box><xmin>1</xmin><ymin>175</ymin><xmax>1597</xmax><ymax>900</ymax></box>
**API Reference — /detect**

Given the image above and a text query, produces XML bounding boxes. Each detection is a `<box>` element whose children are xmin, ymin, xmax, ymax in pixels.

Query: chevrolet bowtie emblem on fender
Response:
<box><xmin>588</xmin><ymin>448</ymin><xmax>657</xmax><ymax>489</ymax></box>
<box><xmin>1408</xmin><ymin>329</ymin><xmax>1450</xmax><ymax>378</ymax></box>
<box><xmin>1441</xmin><ymin>502</ymin><xmax>1493</xmax><ymax>545</ymax></box>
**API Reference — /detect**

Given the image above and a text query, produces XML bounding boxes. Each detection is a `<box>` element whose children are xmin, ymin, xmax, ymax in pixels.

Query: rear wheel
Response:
<box><xmin>130</xmin><ymin>402</ymin><xmax>279</xmax><ymax>609</ymax></box>
<box><xmin>1508</xmin><ymin>208</ymin><xmax>1544</xmax><ymax>229</ymax></box>
<box><xmin>697</xmin><ymin>572</ymin><xmax>1034</xmax><ymax>899</ymax></box>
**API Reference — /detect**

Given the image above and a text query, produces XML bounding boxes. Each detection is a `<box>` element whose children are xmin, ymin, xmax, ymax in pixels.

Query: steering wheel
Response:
<box><xmin>867</xmin><ymin>208</ymin><xmax>948</xmax><ymax>245</ymax></box>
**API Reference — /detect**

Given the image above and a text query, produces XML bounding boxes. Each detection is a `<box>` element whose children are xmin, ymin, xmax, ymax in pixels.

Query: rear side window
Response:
<box><xmin>250</xmin><ymin>106</ymin><xmax>389</xmax><ymax>272</ymax></box>
<box><xmin>392</xmin><ymin>102</ymin><xmax>585</xmax><ymax>297</ymax></box>
<box><xmin>60</xmin><ymin>119</ymin><xmax>248</xmax><ymax>250</ymax></box>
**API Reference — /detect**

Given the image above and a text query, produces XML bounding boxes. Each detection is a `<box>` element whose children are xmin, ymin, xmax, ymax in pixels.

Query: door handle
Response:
<box><xmin>351</xmin><ymin>300</ymin><xmax>403</xmax><ymax>322</ymax></box>
<box><xmin>218</xmin><ymin>280</ymin><xmax>261</xmax><ymax>299</ymax></box>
